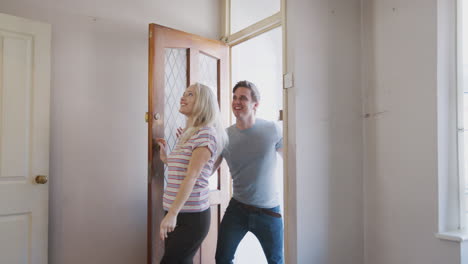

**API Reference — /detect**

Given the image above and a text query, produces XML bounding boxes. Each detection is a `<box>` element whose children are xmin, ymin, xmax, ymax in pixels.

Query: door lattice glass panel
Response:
<box><xmin>199</xmin><ymin>53</ymin><xmax>218</xmax><ymax>95</ymax></box>
<box><xmin>164</xmin><ymin>48</ymin><xmax>187</xmax><ymax>184</ymax></box>
<box><xmin>198</xmin><ymin>52</ymin><xmax>219</xmax><ymax>190</ymax></box>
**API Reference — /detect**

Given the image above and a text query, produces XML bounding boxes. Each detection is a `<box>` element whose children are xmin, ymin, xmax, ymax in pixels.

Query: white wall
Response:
<box><xmin>286</xmin><ymin>0</ymin><xmax>364</xmax><ymax>263</ymax></box>
<box><xmin>0</xmin><ymin>1</ymin><xmax>220</xmax><ymax>264</ymax></box>
<box><xmin>362</xmin><ymin>0</ymin><xmax>460</xmax><ymax>263</ymax></box>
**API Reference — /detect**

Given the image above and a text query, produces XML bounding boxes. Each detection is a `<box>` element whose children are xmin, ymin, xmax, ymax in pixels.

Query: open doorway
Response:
<box><xmin>230</xmin><ymin>27</ymin><xmax>283</xmax><ymax>263</ymax></box>
<box><xmin>147</xmin><ymin>1</ymin><xmax>286</xmax><ymax>262</ymax></box>
<box><xmin>224</xmin><ymin>1</ymin><xmax>285</xmax><ymax>262</ymax></box>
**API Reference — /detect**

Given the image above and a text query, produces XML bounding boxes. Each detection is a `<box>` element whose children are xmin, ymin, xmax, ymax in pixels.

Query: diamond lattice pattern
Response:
<box><xmin>199</xmin><ymin>53</ymin><xmax>218</xmax><ymax>97</ymax></box>
<box><xmin>164</xmin><ymin>48</ymin><xmax>188</xmax><ymax>183</ymax></box>
<box><xmin>198</xmin><ymin>53</ymin><xmax>219</xmax><ymax>190</ymax></box>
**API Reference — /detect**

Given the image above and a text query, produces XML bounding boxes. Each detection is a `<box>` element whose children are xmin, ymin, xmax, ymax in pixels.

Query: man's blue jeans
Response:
<box><xmin>215</xmin><ymin>199</ymin><xmax>284</xmax><ymax>264</ymax></box>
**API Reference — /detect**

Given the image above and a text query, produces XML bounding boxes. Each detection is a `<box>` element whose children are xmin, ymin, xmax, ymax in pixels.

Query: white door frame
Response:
<box><xmin>220</xmin><ymin>1</ymin><xmax>296</xmax><ymax>262</ymax></box>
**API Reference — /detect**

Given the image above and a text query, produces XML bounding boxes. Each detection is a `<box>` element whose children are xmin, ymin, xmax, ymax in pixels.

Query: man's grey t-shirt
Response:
<box><xmin>222</xmin><ymin>118</ymin><xmax>283</xmax><ymax>208</ymax></box>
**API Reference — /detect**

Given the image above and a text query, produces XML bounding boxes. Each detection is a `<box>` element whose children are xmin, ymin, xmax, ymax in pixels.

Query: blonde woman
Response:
<box><xmin>156</xmin><ymin>83</ymin><xmax>228</xmax><ymax>263</ymax></box>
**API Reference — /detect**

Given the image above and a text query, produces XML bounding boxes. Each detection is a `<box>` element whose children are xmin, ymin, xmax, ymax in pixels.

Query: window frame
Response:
<box><xmin>436</xmin><ymin>0</ymin><xmax>467</xmax><ymax>241</ymax></box>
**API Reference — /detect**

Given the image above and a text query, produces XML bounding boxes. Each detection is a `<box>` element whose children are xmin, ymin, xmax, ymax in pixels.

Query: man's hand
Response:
<box><xmin>176</xmin><ymin>127</ymin><xmax>184</xmax><ymax>138</ymax></box>
<box><xmin>212</xmin><ymin>155</ymin><xmax>223</xmax><ymax>175</ymax></box>
<box><xmin>277</xmin><ymin>147</ymin><xmax>283</xmax><ymax>158</ymax></box>
<box><xmin>160</xmin><ymin>212</ymin><xmax>177</xmax><ymax>240</ymax></box>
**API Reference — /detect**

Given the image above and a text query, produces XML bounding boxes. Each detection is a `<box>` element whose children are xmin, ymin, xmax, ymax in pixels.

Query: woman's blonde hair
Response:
<box><xmin>179</xmin><ymin>83</ymin><xmax>228</xmax><ymax>155</ymax></box>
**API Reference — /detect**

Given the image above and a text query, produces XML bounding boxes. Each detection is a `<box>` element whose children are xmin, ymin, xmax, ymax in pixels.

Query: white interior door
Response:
<box><xmin>0</xmin><ymin>13</ymin><xmax>51</xmax><ymax>264</ymax></box>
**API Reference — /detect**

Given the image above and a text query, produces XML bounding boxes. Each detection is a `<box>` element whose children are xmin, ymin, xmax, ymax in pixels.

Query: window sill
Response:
<box><xmin>436</xmin><ymin>229</ymin><xmax>468</xmax><ymax>242</ymax></box>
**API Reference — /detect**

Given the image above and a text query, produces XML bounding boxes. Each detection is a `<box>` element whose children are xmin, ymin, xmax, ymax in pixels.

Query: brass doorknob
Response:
<box><xmin>35</xmin><ymin>175</ymin><xmax>48</xmax><ymax>184</ymax></box>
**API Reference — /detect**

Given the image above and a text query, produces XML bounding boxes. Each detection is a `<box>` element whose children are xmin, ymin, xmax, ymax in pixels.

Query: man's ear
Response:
<box><xmin>253</xmin><ymin>101</ymin><xmax>259</xmax><ymax>111</ymax></box>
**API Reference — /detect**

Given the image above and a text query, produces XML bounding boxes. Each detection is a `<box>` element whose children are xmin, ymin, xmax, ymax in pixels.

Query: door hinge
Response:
<box><xmin>219</xmin><ymin>35</ymin><xmax>228</xmax><ymax>43</ymax></box>
<box><xmin>279</xmin><ymin>110</ymin><xmax>284</xmax><ymax>121</ymax></box>
<box><xmin>149</xmin><ymin>31</ymin><xmax>153</xmax><ymax>38</ymax></box>
<box><xmin>145</xmin><ymin>112</ymin><xmax>149</xmax><ymax>123</ymax></box>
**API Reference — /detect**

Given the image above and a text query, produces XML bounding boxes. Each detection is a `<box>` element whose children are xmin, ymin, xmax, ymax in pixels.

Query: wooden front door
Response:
<box><xmin>0</xmin><ymin>13</ymin><xmax>51</xmax><ymax>264</ymax></box>
<box><xmin>147</xmin><ymin>24</ymin><xmax>230</xmax><ymax>264</ymax></box>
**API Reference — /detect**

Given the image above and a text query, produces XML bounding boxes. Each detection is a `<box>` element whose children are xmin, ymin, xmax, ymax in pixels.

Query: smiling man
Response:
<box><xmin>215</xmin><ymin>80</ymin><xmax>284</xmax><ymax>264</ymax></box>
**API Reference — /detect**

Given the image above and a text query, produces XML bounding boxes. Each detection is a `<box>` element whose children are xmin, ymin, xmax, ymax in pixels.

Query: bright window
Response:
<box><xmin>230</xmin><ymin>0</ymin><xmax>280</xmax><ymax>33</ymax></box>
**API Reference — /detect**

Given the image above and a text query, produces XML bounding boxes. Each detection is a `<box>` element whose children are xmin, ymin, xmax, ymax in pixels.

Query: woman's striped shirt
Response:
<box><xmin>163</xmin><ymin>126</ymin><xmax>218</xmax><ymax>212</ymax></box>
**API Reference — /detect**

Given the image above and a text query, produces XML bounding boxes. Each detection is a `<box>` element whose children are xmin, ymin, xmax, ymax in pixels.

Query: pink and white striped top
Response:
<box><xmin>163</xmin><ymin>126</ymin><xmax>217</xmax><ymax>213</ymax></box>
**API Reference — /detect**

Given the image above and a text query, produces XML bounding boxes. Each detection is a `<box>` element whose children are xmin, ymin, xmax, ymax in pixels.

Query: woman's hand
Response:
<box><xmin>160</xmin><ymin>212</ymin><xmax>177</xmax><ymax>240</ymax></box>
<box><xmin>156</xmin><ymin>138</ymin><xmax>167</xmax><ymax>164</ymax></box>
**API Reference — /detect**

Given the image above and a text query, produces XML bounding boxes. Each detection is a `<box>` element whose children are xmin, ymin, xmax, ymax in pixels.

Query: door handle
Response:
<box><xmin>154</xmin><ymin>113</ymin><xmax>161</xmax><ymax>120</ymax></box>
<box><xmin>35</xmin><ymin>175</ymin><xmax>48</xmax><ymax>184</ymax></box>
<box><xmin>146</xmin><ymin>112</ymin><xmax>161</xmax><ymax>122</ymax></box>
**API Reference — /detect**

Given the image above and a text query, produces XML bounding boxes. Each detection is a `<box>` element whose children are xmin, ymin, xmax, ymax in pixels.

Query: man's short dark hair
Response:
<box><xmin>232</xmin><ymin>80</ymin><xmax>261</xmax><ymax>103</ymax></box>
